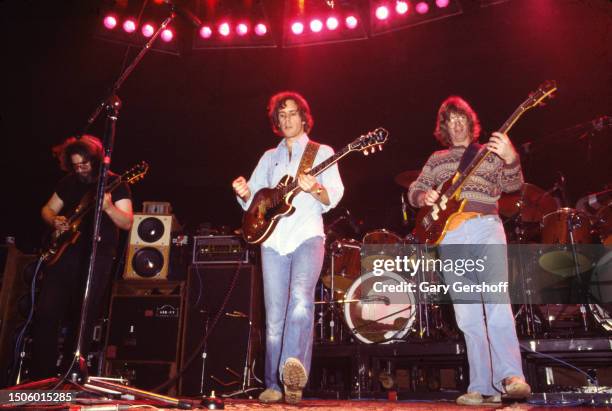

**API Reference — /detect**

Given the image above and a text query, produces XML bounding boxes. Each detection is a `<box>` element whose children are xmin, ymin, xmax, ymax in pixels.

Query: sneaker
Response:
<box><xmin>258</xmin><ymin>388</ymin><xmax>282</xmax><ymax>403</ymax></box>
<box><xmin>456</xmin><ymin>392</ymin><xmax>501</xmax><ymax>405</ymax></box>
<box><xmin>282</xmin><ymin>357</ymin><xmax>308</xmax><ymax>404</ymax></box>
<box><xmin>503</xmin><ymin>376</ymin><xmax>531</xmax><ymax>398</ymax></box>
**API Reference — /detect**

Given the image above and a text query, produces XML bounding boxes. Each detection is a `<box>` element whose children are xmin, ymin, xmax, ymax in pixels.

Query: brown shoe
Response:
<box><xmin>258</xmin><ymin>388</ymin><xmax>283</xmax><ymax>403</ymax></box>
<box><xmin>504</xmin><ymin>376</ymin><xmax>531</xmax><ymax>398</ymax></box>
<box><xmin>456</xmin><ymin>392</ymin><xmax>484</xmax><ymax>405</ymax></box>
<box><xmin>282</xmin><ymin>357</ymin><xmax>308</xmax><ymax>404</ymax></box>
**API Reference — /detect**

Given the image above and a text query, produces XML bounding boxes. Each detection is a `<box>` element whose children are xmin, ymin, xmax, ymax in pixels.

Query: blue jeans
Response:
<box><xmin>260</xmin><ymin>236</ymin><xmax>325</xmax><ymax>391</ymax></box>
<box><xmin>440</xmin><ymin>215</ymin><xmax>524</xmax><ymax>395</ymax></box>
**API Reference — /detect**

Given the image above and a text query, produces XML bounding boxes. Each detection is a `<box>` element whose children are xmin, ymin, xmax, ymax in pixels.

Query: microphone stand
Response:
<box><xmin>8</xmin><ymin>10</ymin><xmax>196</xmax><ymax>410</ymax></box>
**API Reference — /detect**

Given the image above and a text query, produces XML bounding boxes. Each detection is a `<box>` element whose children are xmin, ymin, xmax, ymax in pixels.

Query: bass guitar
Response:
<box><xmin>414</xmin><ymin>81</ymin><xmax>557</xmax><ymax>245</ymax></box>
<box><xmin>41</xmin><ymin>161</ymin><xmax>149</xmax><ymax>265</ymax></box>
<box><xmin>242</xmin><ymin>128</ymin><xmax>389</xmax><ymax>244</ymax></box>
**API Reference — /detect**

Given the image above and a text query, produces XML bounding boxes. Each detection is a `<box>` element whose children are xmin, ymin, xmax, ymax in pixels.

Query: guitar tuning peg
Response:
<box><xmin>370</xmin><ymin>147</ymin><xmax>375</xmax><ymax>154</ymax></box>
<box><xmin>363</xmin><ymin>150</ymin><xmax>369</xmax><ymax>156</ymax></box>
<box><xmin>378</xmin><ymin>145</ymin><xmax>383</xmax><ymax>151</ymax></box>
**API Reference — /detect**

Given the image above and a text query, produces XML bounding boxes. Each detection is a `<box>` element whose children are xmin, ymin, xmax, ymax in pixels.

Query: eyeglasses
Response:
<box><xmin>72</xmin><ymin>160</ymin><xmax>91</xmax><ymax>170</ymax></box>
<box><xmin>447</xmin><ymin>114</ymin><xmax>467</xmax><ymax>125</ymax></box>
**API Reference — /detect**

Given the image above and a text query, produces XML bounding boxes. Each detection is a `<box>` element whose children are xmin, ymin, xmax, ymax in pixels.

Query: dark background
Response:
<box><xmin>2</xmin><ymin>0</ymin><xmax>611</xmax><ymax>252</ymax></box>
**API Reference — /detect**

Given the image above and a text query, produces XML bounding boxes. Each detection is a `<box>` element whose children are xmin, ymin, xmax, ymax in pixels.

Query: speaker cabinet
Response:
<box><xmin>124</xmin><ymin>214</ymin><xmax>173</xmax><ymax>280</ymax></box>
<box><xmin>104</xmin><ymin>280</ymin><xmax>185</xmax><ymax>393</ymax></box>
<box><xmin>179</xmin><ymin>264</ymin><xmax>263</xmax><ymax>396</ymax></box>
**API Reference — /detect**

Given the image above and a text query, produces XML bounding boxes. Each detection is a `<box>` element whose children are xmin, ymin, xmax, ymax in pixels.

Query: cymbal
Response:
<box><xmin>394</xmin><ymin>170</ymin><xmax>421</xmax><ymax>189</ymax></box>
<box><xmin>499</xmin><ymin>183</ymin><xmax>558</xmax><ymax>222</ymax></box>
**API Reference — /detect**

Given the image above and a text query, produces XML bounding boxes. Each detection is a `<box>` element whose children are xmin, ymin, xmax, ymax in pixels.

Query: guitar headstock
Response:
<box><xmin>122</xmin><ymin>161</ymin><xmax>149</xmax><ymax>184</ymax></box>
<box><xmin>349</xmin><ymin>127</ymin><xmax>389</xmax><ymax>156</ymax></box>
<box><xmin>522</xmin><ymin>80</ymin><xmax>557</xmax><ymax>110</ymax></box>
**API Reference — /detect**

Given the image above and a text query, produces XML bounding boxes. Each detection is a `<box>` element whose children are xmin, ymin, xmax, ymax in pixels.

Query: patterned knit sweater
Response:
<box><xmin>408</xmin><ymin>145</ymin><xmax>523</xmax><ymax>215</ymax></box>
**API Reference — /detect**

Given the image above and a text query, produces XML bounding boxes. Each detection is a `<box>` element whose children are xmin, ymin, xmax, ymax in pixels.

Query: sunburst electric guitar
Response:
<box><xmin>242</xmin><ymin>128</ymin><xmax>389</xmax><ymax>244</ymax></box>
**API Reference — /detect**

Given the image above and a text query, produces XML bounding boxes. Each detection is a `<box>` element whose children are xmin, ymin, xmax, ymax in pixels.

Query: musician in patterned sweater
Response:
<box><xmin>408</xmin><ymin>96</ymin><xmax>531</xmax><ymax>405</ymax></box>
<box><xmin>232</xmin><ymin>91</ymin><xmax>344</xmax><ymax>404</ymax></box>
<box><xmin>30</xmin><ymin>135</ymin><xmax>132</xmax><ymax>380</ymax></box>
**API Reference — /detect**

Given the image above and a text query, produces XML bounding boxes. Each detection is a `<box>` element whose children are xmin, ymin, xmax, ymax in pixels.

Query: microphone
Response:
<box><xmin>587</xmin><ymin>189</ymin><xmax>612</xmax><ymax>210</ymax></box>
<box><xmin>163</xmin><ymin>0</ymin><xmax>202</xmax><ymax>28</ymax></box>
<box><xmin>344</xmin><ymin>209</ymin><xmax>360</xmax><ymax>234</ymax></box>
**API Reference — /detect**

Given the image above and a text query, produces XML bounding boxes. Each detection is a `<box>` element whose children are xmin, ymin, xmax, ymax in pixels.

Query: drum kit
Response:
<box><xmin>315</xmin><ymin>171</ymin><xmax>612</xmax><ymax>345</ymax></box>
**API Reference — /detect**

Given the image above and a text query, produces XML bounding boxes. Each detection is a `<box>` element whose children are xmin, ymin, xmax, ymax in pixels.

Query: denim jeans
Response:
<box><xmin>260</xmin><ymin>236</ymin><xmax>325</xmax><ymax>391</ymax></box>
<box><xmin>440</xmin><ymin>215</ymin><xmax>524</xmax><ymax>395</ymax></box>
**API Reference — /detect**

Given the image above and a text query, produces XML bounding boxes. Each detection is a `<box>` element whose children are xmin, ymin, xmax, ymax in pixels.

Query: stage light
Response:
<box><xmin>326</xmin><ymin>16</ymin><xmax>339</xmax><ymax>30</ymax></box>
<box><xmin>346</xmin><ymin>15</ymin><xmax>358</xmax><ymax>29</ymax></box>
<box><xmin>161</xmin><ymin>28</ymin><xmax>173</xmax><ymax>42</ymax></box>
<box><xmin>103</xmin><ymin>15</ymin><xmax>117</xmax><ymax>30</ymax></box>
<box><xmin>396</xmin><ymin>1</ymin><xmax>409</xmax><ymax>15</ymax></box>
<box><xmin>415</xmin><ymin>2</ymin><xmax>429</xmax><ymax>14</ymax></box>
<box><xmin>436</xmin><ymin>0</ymin><xmax>450</xmax><ymax>7</ymax></box>
<box><xmin>236</xmin><ymin>23</ymin><xmax>249</xmax><ymax>36</ymax></box>
<box><xmin>141</xmin><ymin>23</ymin><xmax>154</xmax><ymax>37</ymax></box>
<box><xmin>199</xmin><ymin>25</ymin><xmax>213</xmax><ymax>39</ymax></box>
<box><xmin>375</xmin><ymin>6</ymin><xmax>390</xmax><ymax>20</ymax></box>
<box><xmin>123</xmin><ymin>19</ymin><xmax>136</xmax><ymax>33</ymax></box>
<box><xmin>219</xmin><ymin>22</ymin><xmax>231</xmax><ymax>37</ymax></box>
<box><xmin>255</xmin><ymin>23</ymin><xmax>268</xmax><ymax>36</ymax></box>
<box><xmin>291</xmin><ymin>21</ymin><xmax>304</xmax><ymax>35</ymax></box>
<box><xmin>310</xmin><ymin>19</ymin><xmax>323</xmax><ymax>33</ymax></box>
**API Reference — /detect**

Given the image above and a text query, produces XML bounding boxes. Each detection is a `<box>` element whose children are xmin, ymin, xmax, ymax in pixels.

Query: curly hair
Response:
<box><xmin>267</xmin><ymin>91</ymin><xmax>314</xmax><ymax>136</ymax></box>
<box><xmin>52</xmin><ymin>134</ymin><xmax>104</xmax><ymax>173</ymax></box>
<box><xmin>434</xmin><ymin>96</ymin><xmax>481</xmax><ymax>146</ymax></box>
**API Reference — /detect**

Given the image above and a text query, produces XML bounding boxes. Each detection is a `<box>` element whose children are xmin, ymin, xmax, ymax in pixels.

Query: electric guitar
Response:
<box><xmin>242</xmin><ymin>128</ymin><xmax>389</xmax><ymax>244</ymax></box>
<box><xmin>414</xmin><ymin>81</ymin><xmax>557</xmax><ymax>245</ymax></box>
<box><xmin>41</xmin><ymin>161</ymin><xmax>149</xmax><ymax>266</ymax></box>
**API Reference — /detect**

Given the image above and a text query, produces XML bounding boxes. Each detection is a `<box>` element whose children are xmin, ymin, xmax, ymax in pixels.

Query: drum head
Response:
<box><xmin>343</xmin><ymin>271</ymin><xmax>415</xmax><ymax>344</ymax></box>
<box><xmin>362</xmin><ymin>229</ymin><xmax>403</xmax><ymax>273</ymax></box>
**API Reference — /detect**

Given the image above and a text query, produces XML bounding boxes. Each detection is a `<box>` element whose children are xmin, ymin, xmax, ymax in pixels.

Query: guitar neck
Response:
<box><xmin>67</xmin><ymin>176</ymin><xmax>125</xmax><ymax>224</ymax></box>
<box><xmin>442</xmin><ymin>105</ymin><xmax>526</xmax><ymax>198</ymax></box>
<box><xmin>283</xmin><ymin>145</ymin><xmax>350</xmax><ymax>195</ymax></box>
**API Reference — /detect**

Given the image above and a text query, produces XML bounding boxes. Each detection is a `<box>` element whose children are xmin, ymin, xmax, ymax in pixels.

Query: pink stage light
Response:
<box><xmin>345</xmin><ymin>15</ymin><xmax>358</xmax><ymax>29</ymax></box>
<box><xmin>310</xmin><ymin>19</ymin><xmax>323</xmax><ymax>33</ymax></box>
<box><xmin>103</xmin><ymin>15</ymin><xmax>117</xmax><ymax>30</ymax></box>
<box><xmin>375</xmin><ymin>6</ymin><xmax>390</xmax><ymax>20</ymax></box>
<box><xmin>236</xmin><ymin>23</ymin><xmax>249</xmax><ymax>36</ymax></box>
<box><xmin>161</xmin><ymin>28</ymin><xmax>173</xmax><ymax>42</ymax></box>
<box><xmin>415</xmin><ymin>2</ymin><xmax>429</xmax><ymax>14</ymax></box>
<box><xmin>141</xmin><ymin>23</ymin><xmax>154</xmax><ymax>37</ymax></box>
<box><xmin>199</xmin><ymin>25</ymin><xmax>212</xmax><ymax>39</ymax></box>
<box><xmin>219</xmin><ymin>22</ymin><xmax>231</xmax><ymax>37</ymax></box>
<box><xmin>122</xmin><ymin>19</ymin><xmax>136</xmax><ymax>33</ymax></box>
<box><xmin>396</xmin><ymin>1</ymin><xmax>409</xmax><ymax>15</ymax></box>
<box><xmin>291</xmin><ymin>22</ymin><xmax>304</xmax><ymax>35</ymax></box>
<box><xmin>326</xmin><ymin>16</ymin><xmax>339</xmax><ymax>30</ymax></box>
<box><xmin>255</xmin><ymin>23</ymin><xmax>267</xmax><ymax>36</ymax></box>
<box><xmin>436</xmin><ymin>0</ymin><xmax>450</xmax><ymax>7</ymax></box>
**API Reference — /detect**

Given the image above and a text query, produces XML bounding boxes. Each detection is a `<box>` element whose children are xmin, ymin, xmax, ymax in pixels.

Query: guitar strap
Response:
<box><xmin>457</xmin><ymin>142</ymin><xmax>483</xmax><ymax>174</ymax></box>
<box><xmin>296</xmin><ymin>140</ymin><xmax>320</xmax><ymax>177</ymax></box>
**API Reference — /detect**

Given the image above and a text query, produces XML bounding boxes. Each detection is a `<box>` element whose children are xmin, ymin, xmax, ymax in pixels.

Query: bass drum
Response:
<box><xmin>343</xmin><ymin>271</ymin><xmax>415</xmax><ymax>344</ymax></box>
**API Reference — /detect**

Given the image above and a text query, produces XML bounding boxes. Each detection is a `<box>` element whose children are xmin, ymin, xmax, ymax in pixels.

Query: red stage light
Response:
<box><xmin>375</xmin><ymin>6</ymin><xmax>390</xmax><ymax>20</ymax></box>
<box><xmin>326</xmin><ymin>16</ymin><xmax>339</xmax><ymax>30</ymax></box>
<box><xmin>103</xmin><ymin>15</ymin><xmax>117</xmax><ymax>30</ymax></box>
<box><xmin>396</xmin><ymin>1</ymin><xmax>409</xmax><ymax>15</ymax></box>
<box><xmin>219</xmin><ymin>22</ymin><xmax>231</xmax><ymax>37</ymax></box>
<box><xmin>415</xmin><ymin>2</ymin><xmax>429</xmax><ymax>14</ymax></box>
<box><xmin>199</xmin><ymin>25</ymin><xmax>213</xmax><ymax>39</ymax></box>
<box><xmin>291</xmin><ymin>22</ymin><xmax>304</xmax><ymax>35</ymax></box>
<box><xmin>161</xmin><ymin>28</ymin><xmax>173</xmax><ymax>42</ymax></box>
<box><xmin>255</xmin><ymin>23</ymin><xmax>267</xmax><ymax>36</ymax></box>
<box><xmin>345</xmin><ymin>15</ymin><xmax>358</xmax><ymax>29</ymax></box>
<box><xmin>436</xmin><ymin>0</ymin><xmax>450</xmax><ymax>7</ymax></box>
<box><xmin>310</xmin><ymin>19</ymin><xmax>323</xmax><ymax>33</ymax></box>
<box><xmin>236</xmin><ymin>23</ymin><xmax>249</xmax><ymax>36</ymax></box>
<box><xmin>141</xmin><ymin>23</ymin><xmax>154</xmax><ymax>37</ymax></box>
<box><xmin>123</xmin><ymin>19</ymin><xmax>136</xmax><ymax>33</ymax></box>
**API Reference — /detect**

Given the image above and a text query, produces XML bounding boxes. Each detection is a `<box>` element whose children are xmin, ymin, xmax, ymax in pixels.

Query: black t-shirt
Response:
<box><xmin>55</xmin><ymin>172</ymin><xmax>131</xmax><ymax>256</ymax></box>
